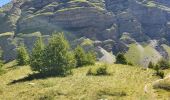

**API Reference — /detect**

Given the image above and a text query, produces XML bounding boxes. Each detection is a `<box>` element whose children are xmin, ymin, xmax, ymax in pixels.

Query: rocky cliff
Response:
<box><xmin>1</xmin><ymin>0</ymin><xmax>170</xmax><ymax>66</ymax></box>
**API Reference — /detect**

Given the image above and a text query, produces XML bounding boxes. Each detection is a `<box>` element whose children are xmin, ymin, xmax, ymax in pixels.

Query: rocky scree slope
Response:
<box><xmin>1</xmin><ymin>0</ymin><xmax>170</xmax><ymax>66</ymax></box>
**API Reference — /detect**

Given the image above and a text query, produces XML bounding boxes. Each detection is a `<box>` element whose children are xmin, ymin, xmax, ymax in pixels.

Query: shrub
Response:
<box><xmin>74</xmin><ymin>46</ymin><xmax>96</xmax><ymax>67</ymax></box>
<box><xmin>41</xmin><ymin>33</ymin><xmax>76</xmax><ymax>76</ymax></box>
<box><xmin>30</xmin><ymin>37</ymin><xmax>45</xmax><ymax>72</ymax></box>
<box><xmin>86</xmin><ymin>68</ymin><xmax>93</xmax><ymax>75</ymax></box>
<box><xmin>127</xmin><ymin>62</ymin><xmax>133</xmax><ymax>66</ymax></box>
<box><xmin>157</xmin><ymin>70</ymin><xmax>164</xmax><ymax>79</ymax></box>
<box><xmin>96</xmin><ymin>64</ymin><xmax>108</xmax><ymax>75</ymax></box>
<box><xmin>148</xmin><ymin>61</ymin><xmax>154</xmax><ymax>69</ymax></box>
<box><xmin>115</xmin><ymin>53</ymin><xmax>128</xmax><ymax>65</ymax></box>
<box><xmin>16</xmin><ymin>44</ymin><xmax>30</xmax><ymax>66</ymax></box>
<box><xmin>157</xmin><ymin>59</ymin><xmax>170</xmax><ymax>69</ymax></box>
<box><xmin>87</xmin><ymin>64</ymin><xmax>109</xmax><ymax>76</ymax></box>
<box><xmin>154</xmin><ymin>64</ymin><xmax>165</xmax><ymax>79</ymax></box>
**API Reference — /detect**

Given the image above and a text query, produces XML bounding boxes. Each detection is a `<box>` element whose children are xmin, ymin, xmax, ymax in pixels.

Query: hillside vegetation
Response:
<box><xmin>0</xmin><ymin>61</ymin><xmax>164</xmax><ymax>100</ymax></box>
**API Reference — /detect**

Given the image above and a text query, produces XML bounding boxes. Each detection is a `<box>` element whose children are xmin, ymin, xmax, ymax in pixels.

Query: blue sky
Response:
<box><xmin>0</xmin><ymin>0</ymin><xmax>11</xmax><ymax>7</ymax></box>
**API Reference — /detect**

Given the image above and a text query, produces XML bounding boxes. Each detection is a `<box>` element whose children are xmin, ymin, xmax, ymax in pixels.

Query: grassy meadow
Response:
<box><xmin>1</xmin><ymin>61</ymin><xmax>168</xmax><ymax>100</ymax></box>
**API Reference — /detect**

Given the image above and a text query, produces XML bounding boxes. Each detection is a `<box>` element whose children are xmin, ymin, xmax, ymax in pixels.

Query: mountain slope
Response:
<box><xmin>1</xmin><ymin>0</ymin><xmax>170</xmax><ymax>67</ymax></box>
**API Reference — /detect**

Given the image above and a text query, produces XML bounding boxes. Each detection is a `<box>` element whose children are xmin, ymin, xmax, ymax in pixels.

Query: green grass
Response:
<box><xmin>0</xmin><ymin>62</ymin><xmax>161</xmax><ymax>100</ymax></box>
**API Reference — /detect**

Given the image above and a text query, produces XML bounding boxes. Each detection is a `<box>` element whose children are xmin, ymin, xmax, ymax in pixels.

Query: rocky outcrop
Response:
<box><xmin>0</xmin><ymin>33</ymin><xmax>17</xmax><ymax>61</ymax></box>
<box><xmin>1</xmin><ymin>0</ymin><xmax>170</xmax><ymax>41</ymax></box>
<box><xmin>1</xmin><ymin>0</ymin><xmax>170</xmax><ymax>66</ymax></box>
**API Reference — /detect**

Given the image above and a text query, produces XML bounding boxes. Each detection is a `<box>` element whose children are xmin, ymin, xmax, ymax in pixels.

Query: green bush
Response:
<box><xmin>115</xmin><ymin>53</ymin><xmax>128</xmax><ymax>65</ymax></box>
<box><xmin>30</xmin><ymin>37</ymin><xmax>45</xmax><ymax>72</ymax></box>
<box><xmin>16</xmin><ymin>44</ymin><xmax>30</xmax><ymax>66</ymax></box>
<box><xmin>86</xmin><ymin>68</ymin><xmax>93</xmax><ymax>76</ymax></box>
<box><xmin>148</xmin><ymin>61</ymin><xmax>154</xmax><ymax>69</ymax></box>
<box><xmin>156</xmin><ymin>70</ymin><xmax>164</xmax><ymax>79</ymax></box>
<box><xmin>74</xmin><ymin>46</ymin><xmax>87</xmax><ymax>67</ymax></box>
<box><xmin>154</xmin><ymin>64</ymin><xmax>165</xmax><ymax>79</ymax></box>
<box><xmin>157</xmin><ymin>59</ymin><xmax>170</xmax><ymax>69</ymax></box>
<box><xmin>96</xmin><ymin>64</ymin><xmax>108</xmax><ymax>75</ymax></box>
<box><xmin>41</xmin><ymin>33</ymin><xmax>76</xmax><ymax>76</ymax></box>
<box><xmin>87</xmin><ymin>64</ymin><xmax>109</xmax><ymax>76</ymax></box>
<box><xmin>74</xmin><ymin>46</ymin><xmax>96</xmax><ymax>67</ymax></box>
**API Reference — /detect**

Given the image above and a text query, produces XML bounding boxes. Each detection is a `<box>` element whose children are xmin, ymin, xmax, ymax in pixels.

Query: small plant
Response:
<box><xmin>86</xmin><ymin>68</ymin><xmax>93</xmax><ymax>76</ymax></box>
<box><xmin>86</xmin><ymin>64</ymin><xmax>110</xmax><ymax>76</ymax></box>
<box><xmin>127</xmin><ymin>62</ymin><xmax>133</xmax><ymax>66</ymax></box>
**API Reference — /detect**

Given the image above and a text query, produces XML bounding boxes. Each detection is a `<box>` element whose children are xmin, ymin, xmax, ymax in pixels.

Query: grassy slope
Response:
<box><xmin>0</xmin><ymin>62</ymin><xmax>162</xmax><ymax>100</ymax></box>
<box><xmin>162</xmin><ymin>44</ymin><xmax>170</xmax><ymax>59</ymax></box>
<box><xmin>125</xmin><ymin>43</ymin><xmax>162</xmax><ymax>67</ymax></box>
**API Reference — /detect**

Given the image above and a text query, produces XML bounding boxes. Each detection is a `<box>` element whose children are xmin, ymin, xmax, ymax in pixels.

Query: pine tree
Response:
<box><xmin>115</xmin><ymin>53</ymin><xmax>128</xmax><ymax>65</ymax></box>
<box><xmin>16</xmin><ymin>44</ymin><xmax>30</xmax><ymax>66</ymax></box>
<box><xmin>30</xmin><ymin>37</ymin><xmax>45</xmax><ymax>72</ymax></box>
<box><xmin>148</xmin><ymin>61</ymin><xmax>154</xmax><ymax>69</ymax></box>
<box><xmin>42</xmin><ymin>33</ymin><xmax>76</xmax><ymax>75</ymax></box>
<box><xmin>74</xmin><ymin>46</ymin><xmax>87</xmax><ymax>67</ymax></box>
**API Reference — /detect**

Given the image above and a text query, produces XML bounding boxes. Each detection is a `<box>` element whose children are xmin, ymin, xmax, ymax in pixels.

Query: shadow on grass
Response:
<box><xmin>8</xmin><ymin>73</ymin><xmax>66</xmax><ymax>85</ymax></box>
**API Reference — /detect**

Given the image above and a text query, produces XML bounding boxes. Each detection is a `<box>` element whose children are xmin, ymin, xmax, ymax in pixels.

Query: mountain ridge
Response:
<box><xmin>1</xmin><ymin>0</ymin><xmax>170</xmax><ymax>67</ymax></box>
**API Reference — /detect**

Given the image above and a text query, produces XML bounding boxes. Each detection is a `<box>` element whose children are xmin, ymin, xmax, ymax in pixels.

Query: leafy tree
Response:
<box><xmin>42</xmin><ymin>33</ymin><xmax>76</xmax><ymax>76</ymax></box>
<box><xmin>16</xmin><ymin>44</ymin><xmax>30</xmax><ymax>66</ymax></box>
<box><xmin>74</xmin><ymin>46</ymin><xmax>87</xmax><ymax>67</ymax></box>
<box><xmin>115</xmin><ymin>53</ymin><xmax>128</xmax><ymax>65</ymax></box>
<box><xmin>30</xmin><ymin>37</ymin><xmax>45</xmax><ymax>72</ymax></box>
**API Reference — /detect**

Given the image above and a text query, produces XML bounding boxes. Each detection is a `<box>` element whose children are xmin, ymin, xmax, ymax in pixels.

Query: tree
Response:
<box><xmin>74</xmin><ymin>46</ymin><xmax>96</xmax><ymax>67</ymax></box>
<box><xmin>148</xmin><ymin>61</ymin><xmax>154</xmax><ymax>69</ymax></box>
<box><xmin>30</xmin><ymin>37</ymin><xmax>45</xmax><ymax>72</ymax></box>
<box><xmin>0</xmin><ymin>49</ymin><xmax>3</xmax><ymax>68</ymax></box>
<box><xmin>16</xmin><ymin>44</ymin><xmax>30</xmax><ymax>66</ymax></box>
<box><xmin>42</xmin><ymin>33</ymin><xmax>76</xmax><ymax>76</ymax></box>
<box><xmin>115</xmin><ymin>53</ymin><xmax>128</xmax><ymax>65</ymax></box>
<box><xmin>74</xmin><ymin>46</ymin><xmax>87</xmax><ymax>67</ymax></box>
<box><xmin>85</xmin><ymin>51</ymin><xmax>96</xmax><ymax>65</ymax></box>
